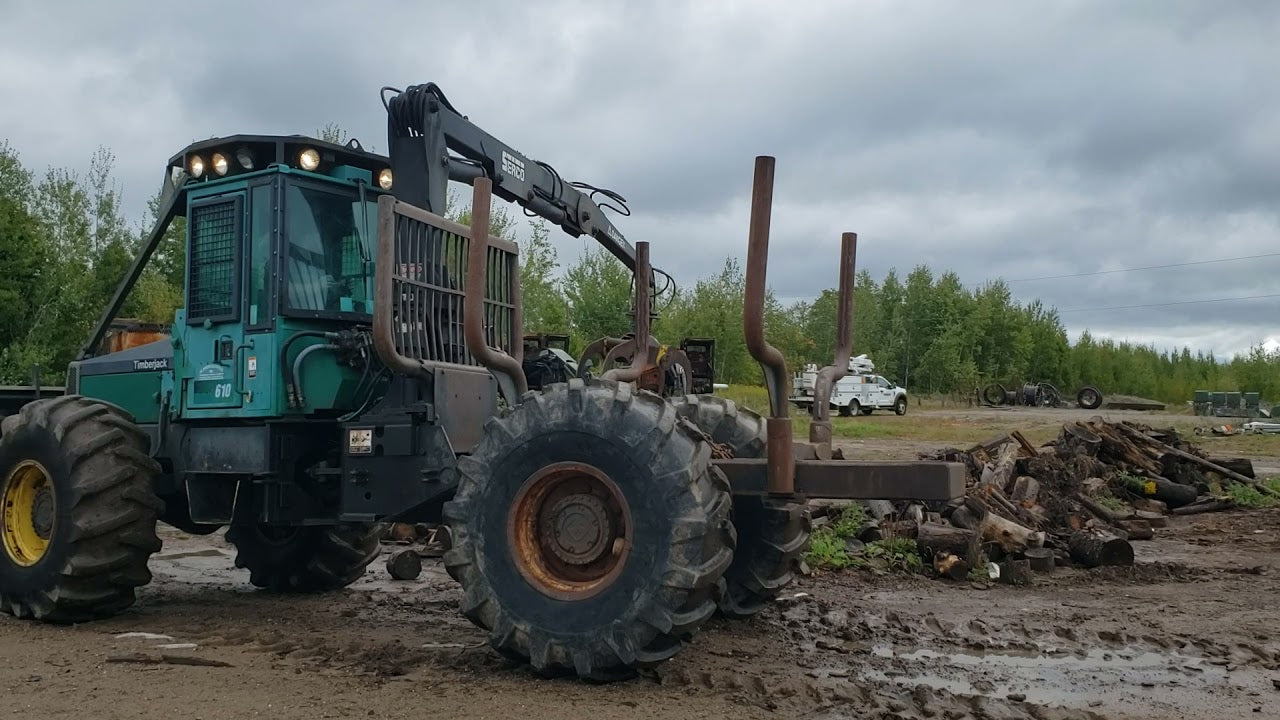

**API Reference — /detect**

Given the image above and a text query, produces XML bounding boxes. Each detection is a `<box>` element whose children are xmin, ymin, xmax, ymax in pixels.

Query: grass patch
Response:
<box><xmin>1226</xmin><ymin>482</ymin><xmax>1278</xmax><ymax>509</ymax></box>
<box><xmin>851</xmin><ymin>537</ymin><xmax>924</xmax><ymax>573</ymax></box>
<box><xmin>802</xmin><ymin>504</ymin><xmax>868</xmax><ymax>570</ymax></box>
<box><xmin>802</xmin><ymin>504</ymin><xmax>924</xmax><ymax>574</ymax></box>
<box><xmin>1097</xmin><ymin>494</ymin><xmax>1130</xmax><ymax>513</ymax></box>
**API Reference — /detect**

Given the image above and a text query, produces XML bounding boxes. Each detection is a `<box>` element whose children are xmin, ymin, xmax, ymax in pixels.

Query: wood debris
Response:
<box><xmin>902</xmin><ymin>419</ymin><xmax>1272</xmax><ymax>578</ymax></box>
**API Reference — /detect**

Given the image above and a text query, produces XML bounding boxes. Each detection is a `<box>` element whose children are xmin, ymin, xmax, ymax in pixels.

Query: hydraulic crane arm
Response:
<box><xmin>384</xmin><ymin>83</ymin><xmax>644</xmax><ymax>273</ymax></box>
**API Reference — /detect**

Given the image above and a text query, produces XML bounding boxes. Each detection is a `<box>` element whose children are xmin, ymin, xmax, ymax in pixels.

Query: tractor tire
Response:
<box><xmin>225</xmin><ymin>521</ymin><xmax>383</xmax><ymax>592</ymax></box>
<box><xmin>981</xmin><ymin>383</ymin><xmax>1007</xmax><ymax>406</ymax></box>
<box><xmin>894</xmin><ymin>396</ymin><xmax>908</xmax><ymax>416</ymax></box>
<box><xmin>0</xmin><ymin>396</ymin><xmax>162</xmax><ymax>622</ymax></box>
<box><xmin>443</xmin><ymin>379</ymin><xmax>734</xmax><ymax>681</ymax></box>
<box><xmin>669</xmin><ymin>394</ymin><xmax>810</xmax><ymax>620</ymax></box>
<box><xmin>1077</xmin><ymin>385</ymin><xmax>1104</xmax><ymax>410</ymax></box>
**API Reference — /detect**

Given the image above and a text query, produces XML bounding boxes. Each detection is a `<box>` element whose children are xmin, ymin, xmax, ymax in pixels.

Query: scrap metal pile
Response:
<box><xmin>892</xmin><ymin>419</ymin><xmax>1279</xmax><ymax>582</ymax></box>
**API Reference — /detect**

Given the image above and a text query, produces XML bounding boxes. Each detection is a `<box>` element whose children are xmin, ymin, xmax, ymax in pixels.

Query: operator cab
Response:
<box><xmin>166</xmin><ymin>135</ymin><xmax>393</xmax><ymax>418</ymax></box>
<box><xmin>70</xmin><ymin>135</ymin><xmax>396</xmax><ymax>424</ymax></box>
<box><xmin>174</xmin><ymin>135</ymin><xmax>390</xmax><ymax>322</ymax></box>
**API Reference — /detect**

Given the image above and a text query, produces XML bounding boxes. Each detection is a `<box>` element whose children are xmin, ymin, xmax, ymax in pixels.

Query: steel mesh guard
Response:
<box><xmin>188</xmin><ymin>200</ymin><xmax>238</xmax><ymax>321</ymax></box>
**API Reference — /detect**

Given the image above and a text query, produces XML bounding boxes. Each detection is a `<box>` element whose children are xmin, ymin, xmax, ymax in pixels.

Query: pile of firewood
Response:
<box><xmin>897</xmin><ymin>419</ymin><xmax>1279</xmax><ymax>581</ymax></box>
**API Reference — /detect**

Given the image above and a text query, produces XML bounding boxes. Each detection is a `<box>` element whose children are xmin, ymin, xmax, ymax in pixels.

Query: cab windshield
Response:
<box><xmin>284</xmin><ymin>183</ymin><xmax>377</xmax><ymax>316</ymax></box>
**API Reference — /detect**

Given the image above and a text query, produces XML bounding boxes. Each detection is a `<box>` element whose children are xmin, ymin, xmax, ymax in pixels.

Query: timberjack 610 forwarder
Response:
<box><xmin>0</xmin><ymin>83</ymin><xmax>962</xmax><ymax>680</ymax></box>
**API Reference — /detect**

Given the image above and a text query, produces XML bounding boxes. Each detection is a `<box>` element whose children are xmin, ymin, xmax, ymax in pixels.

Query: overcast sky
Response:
<box><xmin>2</xmin><ymin>0</ymin><xmax>1276</xmax><ymax>358</ymax></box>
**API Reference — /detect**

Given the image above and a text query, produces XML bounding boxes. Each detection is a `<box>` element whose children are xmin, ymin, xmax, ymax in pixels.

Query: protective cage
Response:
<box><xmin>373</xmin><ymin>196</ymin><xmax>519</xmax><ymax>373</ymax></box>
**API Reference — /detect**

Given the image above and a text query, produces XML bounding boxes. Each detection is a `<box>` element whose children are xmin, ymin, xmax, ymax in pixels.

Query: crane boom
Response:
<box><xmin>385</xmin><ymin>83</ymin><xmax>643</xmax><ymax>273</ymax></box>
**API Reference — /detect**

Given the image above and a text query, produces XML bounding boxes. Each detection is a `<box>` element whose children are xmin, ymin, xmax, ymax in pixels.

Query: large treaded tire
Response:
<box><xmin>225</xmin><ymin>521</ymin><xmax>382</xmax><ymax>592</ymax></box>
<box><xmin>0</xmin><ymin>396</ymin><xmax>163</xmax><ymax>622</ymax></box>
<box><xmin>1077</xmin><ymin>385</ymin><xmax>1104</xmax><ymax>410</ymax></box>
<box><xmin>443</xmin><ymin>379</ymin><xmax>734</xmax><ymax>681</ymax></box>
<box><xmin>669</xmin><ymin>394</ymin><xmax>810</xmax><ymax>619</ymax></box>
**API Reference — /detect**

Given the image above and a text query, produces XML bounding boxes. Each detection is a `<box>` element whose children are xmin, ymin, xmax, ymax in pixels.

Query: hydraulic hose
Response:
<box><xmin>292</xmin><ymin>343</ymin><xmax>338</xmax><ymax>409</ymax></box>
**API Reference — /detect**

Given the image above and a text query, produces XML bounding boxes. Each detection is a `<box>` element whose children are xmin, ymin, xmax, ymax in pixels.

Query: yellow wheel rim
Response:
<box><xmin>2</xmin><ymin>460</ymin><xmax>55</xmax><ymax>567</ymax></box>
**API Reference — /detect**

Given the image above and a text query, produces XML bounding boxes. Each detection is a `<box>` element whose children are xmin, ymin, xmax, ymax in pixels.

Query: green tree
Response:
<box><xmin>518</xmin><ymin>220</ymin><xmax>569</xmax><ymax>335</ymax></box>
<box><xmin>563</xmin><ymin>246</ymin><xmax>634</xmax><ymax>347</ymax></box>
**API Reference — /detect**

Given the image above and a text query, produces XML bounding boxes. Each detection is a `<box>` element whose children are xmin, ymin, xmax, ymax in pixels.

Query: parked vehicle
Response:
<box><xmin>789</xmin><ymin>354</ymin><xmax>908</xmax><ymax>416</ymax></box>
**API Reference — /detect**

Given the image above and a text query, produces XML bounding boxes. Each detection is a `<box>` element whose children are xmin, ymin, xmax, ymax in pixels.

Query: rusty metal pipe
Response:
<box><xmin>744</xmin><ymin>156</ymin><xmax>789</xmax><ymax>418</ymax></box>
<box><xmin>743</xmin><ymin>155</ymin><xmax>794</xmax><ymax>495</ymax></box>
<box><xmin>603</xmin><ymin>241</ymin><xmax>654</xmax><ymax>383</ymax></box>
<box><xmin>464</xmin><ymin>177</ymin><xmax>529</xmax><ymax>402</ymax></box>
<box><xmin>810</xmin><ymin>232</ymin><xmax>857</xmax><ymax>444</ymax></box>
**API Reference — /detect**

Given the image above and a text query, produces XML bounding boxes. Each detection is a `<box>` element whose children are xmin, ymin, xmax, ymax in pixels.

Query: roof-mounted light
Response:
<box><xmin>378</xmin><ymin>168</ymin><xmax>393</xmax><ymax>190</ymax></box>
<box><xmin>235</xmin><ymin>147</ymin><xmax>255</xmax><ymax>170</ymax></box>
<box><xmin>189</xmin><ymin>155</ymin><xmax>205</xmax><ymax>178</ymax></box>
<box><xmin>299</xmin><ymin>148</ymin><xmax>320</xmax><ymax>171</ymax></box>
<box><xmin>212</xmin><ymin>152</ymin><xmax>229</xmax><ymax>176</ymax></box>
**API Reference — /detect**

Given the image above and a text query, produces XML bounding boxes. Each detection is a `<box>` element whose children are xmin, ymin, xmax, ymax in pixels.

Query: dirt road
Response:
<box><xmin>3</xmin><ymin>409</ymin><xmax>1279</xmax><ymax>720</ymax></box>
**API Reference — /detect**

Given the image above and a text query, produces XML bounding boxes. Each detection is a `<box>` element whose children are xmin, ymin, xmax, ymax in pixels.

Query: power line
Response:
<box><xmin>1006</xmin><ymin>252</ymin><xmax>1280</xmax><ymax>282</ymax></box>
<box><xmin>1057</xmin><ymin>293</ymin><xmax>1280</xmax><ymax>314</ymax></box>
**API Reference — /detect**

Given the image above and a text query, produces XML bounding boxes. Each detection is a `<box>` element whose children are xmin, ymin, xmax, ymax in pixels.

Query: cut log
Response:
<box><xmin>1118</xmin><ymin>474</ymin><xmax>1198</xmax><ymax>509</ymax></box>
<box><xmin>1011</xmin><ymin>476</ymin><xmax>1040</xmax><ymax>504</ymax></box>
<box><xmin>999</xmin><ymin>559</ymin><xmax>1033</xmax><ymax>586</ymax></box>
<box><xmin>1023</xmin><ymin>547</ymin><xmax>1056</xmax><ymax>572</ymax></box>
<box><xmin>864</xmin><ymin>499</ymin><xmax>897</xmax><ymax>522</ymax></box>
<box><xmin>1081</xmin><ymin>477</ymin><xmax>1108</xmax><ymax>497</ymax></box>
<box><xmin>386</xmin><ymin>548</ymin><xmax>423</xmax><ymax>580</ymax></box>
<box><xmin>1115</xmin><ymin>518</ymin><xmax>1154</xmax><ymax>541</ymax></box>
<box><xmin>1010</xmin><ymin>430</ymin><xmax>1039</xmax><ymax>458</ymax></box>
<box><xmin>1206</xmin><ymin>457</ymin><xmax>1255</xmax><ymax>479</ymax></box>
<box><xmin>949</xmin><ymin>505</ymin><xmax>982</xmax><ymax>531</ymax></box>
<box><xmin>904</xmin><ymin>504</ymin><xmax>926</xmax><ymax>526</ymax></box>
<box><xmin>980</xmin><ymin>442</ymin><xmax>1020</xmax><ymax>491</ymax></box>
<box><xmin>917</xmin><ymin>523</ymin><xmax>978</xmax><ymax>559</ymax></box>
<box><xmin>1074</xmin><ymin>493</ymin><xmax>1120</xmax><ymax>524</ymax></box>
<box><xmin>1068</xmin><ymin>529</ymin><xmax>1134</xmax><ymax>568</ymax></box>
<box><xmin>933</xmin><ymin>552</ymin><xmax>971</xmax><ymax>581</ymax></box>
<box><xmin>1134</xmin><ymin>510</ymin><xmax>1168</xmax><ymax>527</ymax></box>
<box><xmin>1061</xmin><ymin>423</ymin><xmax>1102</xmax><ymax>456</ymax></box>
<box><xmin>1130</xmin><ymin>498</ymin><xmax>1168</xmax><ymax>514</ymax></box>
<box><xmin>858</xmin><ymin>522</ymin><xmax>884</xmax><ymax>543</ymax></box>
<box><xmin>979</xmin><ymin>511</ymin><xmax>1046</xmax><ymax>554</ymax></box>
<box><xmin>1171</xmin><ymin>497</ymin><xmax>1236</xmax><ymax>516</ymax></box>
<box><xmin>1115</xmin><ymin>423</ymin><xmax>1278</xmax><ymax>496</ymax></box>
<box><xmin>387</xmin><ymin>522</ymin><xmax>417</xmax><ymax>543</ymax></box>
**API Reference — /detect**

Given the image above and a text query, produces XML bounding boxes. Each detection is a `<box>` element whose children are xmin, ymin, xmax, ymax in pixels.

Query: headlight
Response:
<box><xmin>299</xmin><ymin>148</ymin><xmax>320</xmax><ymax>171</ymax></box>
<box><xmin>378</xmin><ymin>168</ymin><xmax>393</xmax><ymax>190</ymax></box>
<box><xmin>235</xmin><ymin>147</ymin><xmax>255</xmax><ymax>170</ymax></box>
<box><xmin>189</xmin><ymin>155</ymin><xmax>205</xmax><ymax>178</ymax></box>
<box><xmin>212</xmin><ymin>153</ymin><xmax>229</xmax><ymax>176</ymax></box>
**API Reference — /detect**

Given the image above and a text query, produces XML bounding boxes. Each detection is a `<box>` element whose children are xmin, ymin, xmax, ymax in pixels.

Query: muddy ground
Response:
<box><xmin>3</xmin><ymin>407</ymin><xmax>1279</xmax><ymax>720</ymax></box>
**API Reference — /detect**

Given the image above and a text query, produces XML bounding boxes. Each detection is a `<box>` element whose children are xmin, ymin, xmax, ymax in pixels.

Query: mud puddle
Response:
<box><xmin>847</xmin><ymin>641</ymin><xmax>1271</xmax><ymax>716</ymax></box>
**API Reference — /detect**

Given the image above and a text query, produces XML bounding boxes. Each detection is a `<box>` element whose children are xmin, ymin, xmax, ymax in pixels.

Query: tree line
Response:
<box><xmin>1</xmin><ymin>138</ymin><xmax>1276</xmax><ymax>404</ymax></box>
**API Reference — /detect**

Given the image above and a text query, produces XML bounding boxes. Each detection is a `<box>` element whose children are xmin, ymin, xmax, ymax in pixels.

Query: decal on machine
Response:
<box><xmin>348</xmin><ymin>429</ymin><xmax>373</xmax><ymax>455</ymax></box>
<box><xmin>132</xmin><ymin>358</ymin><xmax>171</xmax><ymax>371</ymax></box>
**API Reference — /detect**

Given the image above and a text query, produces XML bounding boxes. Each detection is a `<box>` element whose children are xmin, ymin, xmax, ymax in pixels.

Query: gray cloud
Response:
<box><xmin>1</xmin><ymin>0</ymin><xmax>1277</xmax><ymax>357</ymax></box>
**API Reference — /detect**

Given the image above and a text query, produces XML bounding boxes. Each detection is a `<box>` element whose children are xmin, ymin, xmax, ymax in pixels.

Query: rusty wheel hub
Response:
<box><xmin>509</xmin><ymin>462</ymin><xmax>631</xmax><ymax>600</ymax></box>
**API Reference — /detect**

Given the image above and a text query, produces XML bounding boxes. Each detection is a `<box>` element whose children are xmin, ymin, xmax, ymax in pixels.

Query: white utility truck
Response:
<box><xmin>789</xmin><ymin>354</ymin><xmax>908</xmax><ymax>416</ymax></box>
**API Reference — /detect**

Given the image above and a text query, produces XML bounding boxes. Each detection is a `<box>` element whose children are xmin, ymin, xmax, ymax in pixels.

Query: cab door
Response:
<box><xmin>180</xmin><ymin>192</ymin><xmax>247</xmax><ymax>412</ymax></box>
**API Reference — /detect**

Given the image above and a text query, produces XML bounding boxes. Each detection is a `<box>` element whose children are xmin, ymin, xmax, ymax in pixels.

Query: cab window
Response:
<box><xmin>283</xmin><ymin>183</ymin><xmax>377</xmax><ymax>316</ymax></box>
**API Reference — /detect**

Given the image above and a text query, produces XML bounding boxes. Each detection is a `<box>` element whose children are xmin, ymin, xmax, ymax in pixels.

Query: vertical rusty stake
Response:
<box><xmin>808</xmin><ymin>232</ymin><xmax>857</xmax><ymax>454</ymax></box>
<box><xmin>743</xmin><ymin>156</ymin><xmax>794</xmax><ymax>496</ymax></box>
<box><xmin>634</xmin><ymin>241</ymin><xmax>653</xmax><ymax>365</ymax></box>
<box><xmin>464</xmin><ymin>177</ymin><xmax>529</xmax><ymax>403</ymax></box>
<box><xmin>602</xmin><ymin>241</ymin><xmax>654</xmax><ymax>382</ymax></box>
